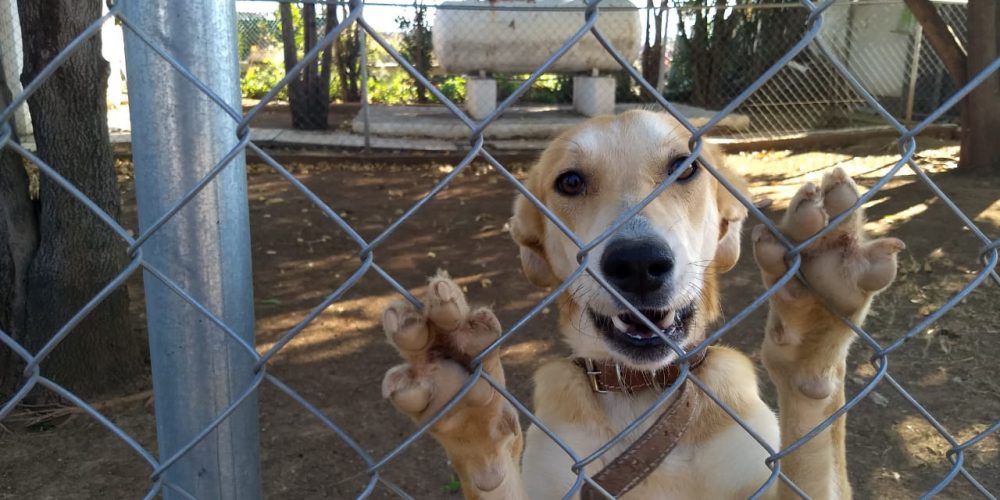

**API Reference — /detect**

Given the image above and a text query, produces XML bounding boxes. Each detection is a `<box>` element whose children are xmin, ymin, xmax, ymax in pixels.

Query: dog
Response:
<box><xmin>379</xmin><ymin>110</ymin><xmax>904</xmax><ymax>499</ymax></box>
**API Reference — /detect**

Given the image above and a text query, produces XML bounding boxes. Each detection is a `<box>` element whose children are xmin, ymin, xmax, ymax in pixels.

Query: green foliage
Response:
<box><xmin>439</xmin><ymin>76</ymin><xmax>466</xmax><ymax>103</ymax></box>
<box><xmin>368</xmin><ymin>68</ymin><xmax>419</xmax><ymax>105</ymax></box>
<box><xmin>496</xmin><ymin>74</ymin><xmax>573</xmax><ymax>104</ymax></box>
<box><xmin>616</xmin><ymin>73</ymin><xmax>642</xmax><ymax>103</ymax></box>
<box><xmin>242</xmin><ymin>60</ymin><xmax>286</xmax><ymax>100</ymax></box>
<box><xmin>666</xmin><ymin>0</ymin><xmax>807</xmax><ymax>107</ymax></box>
<box><xmin>665</xmin><ymin>34</ymin><xmax>694</xmax><ymax>102</ymax></box>
<box><xmin>396</xmin><ymin>1</ymin><xmax>433</xmax><ymax>102</ymax></box>
<box><xmin>237</xmin><ymin>14</ymin><xmax>281</xmax><ymax>61</ymax></box>
<box><xmin>442</xmin><ymin>476</ymin><xmax>461</xmax><ymax>494</ymax></box>
<box><xmin>396</xmin><ymin>3</ymin><xmax>433</xmax><ymax>71</ymax></box>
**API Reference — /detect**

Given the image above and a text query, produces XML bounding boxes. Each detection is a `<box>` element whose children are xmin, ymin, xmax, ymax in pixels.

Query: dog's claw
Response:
<box><xmin>427</xmin><ymin>272</ymin><xmax>469</xmax><ymax>332</ymax></box>
<box><xmin>821</xmin><ymin>166</ymin><xmax>859</xmax><ymax>218</ymax></box>
<box><xmin>383</xmin><ymin>301</ymin><xmax>431</xmax><ymax>354</ymax></box>
<box><xmin>383</xmin><ymin>364</ymin><xmax>433</xmax><ymax>414</ymax></box>
<box><xmin>752</xmin><ymin>224</ymin><xmax>789</xmax><ymax>277</ymax></box>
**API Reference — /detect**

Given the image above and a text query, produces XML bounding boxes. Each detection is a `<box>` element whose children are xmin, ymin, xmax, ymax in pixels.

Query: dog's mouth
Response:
<box><xmin>588</xmin><ymin>305</ymin><xmax>696</xmax><ymax>360</ymax></box>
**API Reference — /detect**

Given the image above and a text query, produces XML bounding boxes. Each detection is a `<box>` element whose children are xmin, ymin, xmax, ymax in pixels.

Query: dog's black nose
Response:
<box><xmin>600</xmin><ymin>239</ymin><xmax>674</xmax><ymax>299</ymax></box>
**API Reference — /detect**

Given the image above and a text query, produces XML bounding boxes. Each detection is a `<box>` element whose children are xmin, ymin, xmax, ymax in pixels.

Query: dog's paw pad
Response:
<box><xmin>752</xmin><ymin>224</ymin><xmax>790</xmax><ymax>277</ymax></box>
<box><xmin>383</xmin><ymin>301</ymin><xmax>430</xmax><ymax>353</ymax></box>
<box><xmin>426</xmin><ymin>274</ymin><xmax>469</xmax><ymax>331</ymax></box>
<box><xmin>783</xmin><ymin>182</ymin><xmax>828</xmax><ymax>241</ymax></box>
<box><xmin>382</xmin><ymin>364</ymin><xmax>434</xmax><ymax>415</ymax></box>
<box><xmin>821</xmin><ymin>167</ymin><xmax>859</xmax><ymax>217</ymax></box>
<box><xmin>797</xmin><ymin>375</ymin><xmax>835</xmax><ymax>400</ymax></box>
<box><xmin>379</xmin><ymin>272</ymin><xmax>512</xmax><ymax>440</ymax></box>
<box><xmin>452</xmin><ymin>307</ymin><xmax>502</xmax><ymax>355</ymax></box>
<box><xmin>857</xmin><ymin>237</ymin><xmax>906</xmax><ymax>292</ymax></box>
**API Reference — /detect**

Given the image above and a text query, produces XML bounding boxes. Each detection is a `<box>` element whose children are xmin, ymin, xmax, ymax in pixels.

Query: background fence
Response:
<box><xmin>1</xmin><ymin>0</ymin><xmax>999</xmax><ymax>498</ymax></box>
<box><xmin>223</xmin><ymin>0</ymin><xmax>970</xmax><ymax>138</ymax></box>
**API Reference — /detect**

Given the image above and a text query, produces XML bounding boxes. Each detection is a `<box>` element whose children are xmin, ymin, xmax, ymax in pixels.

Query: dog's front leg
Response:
<box><xmin>752</xmin><ymin>169</ymin><xmax>904</xmax><ymax>500</ymax></box>
<box><xmin>380</xmin><ymin>273</ymin><xmax>527</xmax><ymax>500</ymax></box>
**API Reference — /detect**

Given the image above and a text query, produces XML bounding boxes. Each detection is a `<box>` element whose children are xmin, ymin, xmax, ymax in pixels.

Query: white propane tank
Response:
<box><xmin>432</xmin><ymin>0</ymin><xmax>642</xmax><ymax>74</ymax></box>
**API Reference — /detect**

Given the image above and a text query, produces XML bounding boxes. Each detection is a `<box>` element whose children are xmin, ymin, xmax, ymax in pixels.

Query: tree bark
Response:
<box><xmin>279</xmin><ymin>4</ymin><xmax>305</xmax><ymax>129</ymax></box>
<box><xmin>334</xmin><ymin>6</ymin><xmax>361</xmax><ymax>103</ymax></box>
<box><xmin>320</xmin><ymin>6</ymin><xmax>335</xmax><ymax>106</ymax></box>
<box><xmin>280</xmin><ymin>4</ymin><xmax>331</xmax><ymax>130</ymax></box>
<box><xmin>9</xmin><ymin>0</ymin><xmax>144</xmax><ymax>399</ymax></box>
<box><xmin>903</xmin><ymin>0</ymin><xmax>967</xmax><ymax>87</ymax></box>
<box><xmin>906</xmin><ymin>0</ymin><xmax>998</xmax><ymax>174</ymax></box>
<box><xmin>0</xmin><ymin>58</ymin><xmax>39</xmax><ymax>396</ymax></box>
<box><xmin>960</xmin><ymin>0</ymin><xmax>1000</xmax><ymax>174</ymax></box>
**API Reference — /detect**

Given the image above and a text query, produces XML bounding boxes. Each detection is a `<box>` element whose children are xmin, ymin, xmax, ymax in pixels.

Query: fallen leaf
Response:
<box><xmin>870</xmin><ymin>391</ymin><xmax>889</xmax><ymax>407</ymax></box>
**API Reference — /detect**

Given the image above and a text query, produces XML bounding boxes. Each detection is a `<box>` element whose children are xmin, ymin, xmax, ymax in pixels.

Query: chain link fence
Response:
<box><xmin>232</xmin><ymin>0</ymin><xmax>968</xmax><ymax>139</ymax></box>
<box><xmin>2</xmin><ymin>0</ymin><xmax>999</xmax><ymax>498</ymax></box>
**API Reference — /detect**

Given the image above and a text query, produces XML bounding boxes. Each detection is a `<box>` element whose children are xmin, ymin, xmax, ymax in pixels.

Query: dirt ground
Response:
<box><xmin>2</xmin><ymin>138</ymin><xmax>999</xmax><ymax>499</ymax></box>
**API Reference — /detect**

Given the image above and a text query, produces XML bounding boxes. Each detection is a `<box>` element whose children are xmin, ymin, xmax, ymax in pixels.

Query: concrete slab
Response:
<box><xmin>254</xmin><ymin>128</ymin><xmax>461</xmax><ymax>151</ymax></box>
<box><xmin>351</xmin><ymin>103</ymin><xmax>750</xmax><ymax>140</ymax></box>
<box><xmin>26</xmin><ymin>101</ymin><xmax>752</xmax><ymax>156</ymax></box>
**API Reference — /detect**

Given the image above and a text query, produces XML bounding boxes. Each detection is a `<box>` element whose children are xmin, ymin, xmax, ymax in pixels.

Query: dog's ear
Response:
<box><xmin>510</xmin><ymin>194</ymin><xmax>560</xmax><ymax>287</ymax></box>
<box><xmin>706</xmin><ymin>146</ymin><xmax>749</xmax><ymax>273</ymax></box>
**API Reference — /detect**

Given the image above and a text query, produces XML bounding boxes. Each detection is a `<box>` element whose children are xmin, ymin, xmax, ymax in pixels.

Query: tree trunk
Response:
<box><xmin>0</xmin><ymin>58</ymin><xmax>39</xmax><ymax>397</ymax></box>
<box><xmin>279</xmin><ymin>4</ymin><xmax>332</xmax><ymax>129</ymax></box>
<box><xmin>905</xmin><ymin>0</ymin><xmax>999</xmax><ymax>174</ymax></box>
<box><xmin>641</xmin><ymin>0</ymin><xmax>657</xmax><ymax>87</ymax></box>
<box><xmin>8</xmin><ymin>0</ymin><xmax>144</xmax><ymax>399</ymax></box>
<box><xmin>960</xmin><ymin>0</ymin><xmax>1000</xmax><ymax>174</ymax></box>
<box><xmin>903</xmin><ymin>0</ymin><xmax>966</xmax><ymax>87</ymax></box>
<box><xmin>689</xmin><ymin>6</ymin><xmax>711</xmax><ymax>106</ymax></box>
<box><xmin>320</xmin><ymin>6</ymin><xmax>335</xmax><ymax>105</ymax></box>
<box><xmin>335</xmin><ymin>5</ymin><xmax>361</xmax><ymax>103</ymax></box>
<box><xmin>414</xmin><ymin>5</ymin><xmax>428</xmax><ymax>104</ymax></box>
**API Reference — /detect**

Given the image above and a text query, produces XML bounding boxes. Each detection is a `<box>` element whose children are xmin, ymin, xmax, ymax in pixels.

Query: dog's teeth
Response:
<box><xmin>611</xmin><ymin>315</ymin><xmax>629</xmax><ymax>332</ymax></box>
<box><xmin>657</xmin><ymin>310</ymin><xmax>676</xmax><ymax>328</ymax></box>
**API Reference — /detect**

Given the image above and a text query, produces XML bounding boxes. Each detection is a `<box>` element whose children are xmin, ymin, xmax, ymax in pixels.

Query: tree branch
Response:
<box><xmin>903</xmin><ymin>0</ymin><xmax>967</xmax><ymax>87</ymax></box>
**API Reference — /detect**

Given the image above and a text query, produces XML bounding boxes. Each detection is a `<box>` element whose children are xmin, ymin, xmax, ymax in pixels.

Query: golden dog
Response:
<box><xmin>379</xmin><ymin>110</ymin><xmax>904</xmax><ymax>499</ymax></box>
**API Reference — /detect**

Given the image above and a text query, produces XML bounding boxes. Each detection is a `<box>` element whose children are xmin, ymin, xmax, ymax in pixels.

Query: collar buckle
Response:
<box><xmin>583</xmin><ymin>358</ymin><xmax>607</xmax><ymax>394</ymax></box>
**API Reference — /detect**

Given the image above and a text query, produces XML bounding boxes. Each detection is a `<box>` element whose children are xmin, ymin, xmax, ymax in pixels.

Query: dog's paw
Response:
<box><xmin>381</xmin><ymin>272</ymin><xmax>518</xmax><ymax>446</ymax></box>
<box><xmin>753</xmin><ymin>167</ymin><xmax>905</xmax><ymax>316</ymax></box>
<box><xmin>754</xmin><ymin>169</ymin><xmax>904</xmax><ymax>386</ymax></box>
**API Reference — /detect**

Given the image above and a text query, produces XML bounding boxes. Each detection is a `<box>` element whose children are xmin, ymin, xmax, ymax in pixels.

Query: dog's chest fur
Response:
<box><xmin>523</xmin><ymin>349</ymin><xmax>780</xmax><ymax>498</ymax></box>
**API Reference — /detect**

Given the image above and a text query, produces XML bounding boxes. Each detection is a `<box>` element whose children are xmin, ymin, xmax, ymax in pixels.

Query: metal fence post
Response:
<box><xmin>121</xmin><ymin>1</ymin><xmax>261</xmax><ymax>499</ymax></box>
<box><xmin>905</xmin><ymin>23</ymin><xmax>923</xmax><ymax>124</ymax></box>
<box><xmin>359</xmin><ymin>20</ymin><xmax>371</xmax><ymax>150</ymax></box>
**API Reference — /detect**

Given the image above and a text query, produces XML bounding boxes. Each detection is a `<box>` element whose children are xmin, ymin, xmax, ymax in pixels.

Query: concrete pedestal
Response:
<box><xmin>465</xmin><ymin>77</ymin><xmax>497</xmax><ymax>121</ymax></box>
<box><xmin>573</xmin><ymin>75</ymin><xmax>616</xmax><ymax>117</ymax></box>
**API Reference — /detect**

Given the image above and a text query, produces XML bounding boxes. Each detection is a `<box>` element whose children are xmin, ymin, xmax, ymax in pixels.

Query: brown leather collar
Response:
<box><xmin>580</xmin><ymin>382</ymin><xmax>697</xmax><ymax>500</ymax></box>
<box><xmin>574</xmin><ymin>348</ymin><xmax>708</xmax><ymax>394</ymax></box>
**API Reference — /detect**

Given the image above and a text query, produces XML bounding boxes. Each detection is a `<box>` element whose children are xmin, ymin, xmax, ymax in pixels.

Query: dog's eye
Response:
<box><xmin>555</xmin><ymin>170</ymin><xmax>587</xmax><ymax>196</ymax></box>
<box><xmin>667</xmin><ymin>156</ymin><xmax>700</xmax><ymax>182</ymax></box>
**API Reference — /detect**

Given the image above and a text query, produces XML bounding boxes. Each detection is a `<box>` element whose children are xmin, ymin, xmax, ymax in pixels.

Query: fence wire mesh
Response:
<box><xmin>232</xmin><ymin>0</ymin><xmax>968</xmax><ymax>138</ymax></box>
<box><xmin>1</xmin><ymin>0</ymin><xmax>999</xmax><ymax>498</ymax></box>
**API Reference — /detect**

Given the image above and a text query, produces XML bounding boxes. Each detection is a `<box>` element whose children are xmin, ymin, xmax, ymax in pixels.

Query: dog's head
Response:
<box><xmin>510</xmin><ymin>110</ymin><xmax>749</xmax><ymax>369</ymax></box>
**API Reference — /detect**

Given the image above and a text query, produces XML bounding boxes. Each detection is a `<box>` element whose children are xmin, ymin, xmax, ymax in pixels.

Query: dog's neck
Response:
<box><xmin>574</xmin><ymin>349</ymin><xmax>708</xmax><ymax>394</ymax></box>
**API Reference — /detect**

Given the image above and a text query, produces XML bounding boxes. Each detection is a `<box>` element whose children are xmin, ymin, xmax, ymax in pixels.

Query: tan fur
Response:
<box><xmin>379</xmin><ymin>111</ymin><xmax>904</xmax><ymax>499</ymax></box>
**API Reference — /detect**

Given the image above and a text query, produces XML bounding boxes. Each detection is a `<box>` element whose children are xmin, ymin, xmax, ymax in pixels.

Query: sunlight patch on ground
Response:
<box><xmin>255</xmin><ymin>271</ymin><xmax>505</xmax><ymax>358</ymax></box>
<box><xmin>976</xmin><ymin>199</ymin><xmax>1000</xmax><ymax>227</ymax></box>
<box><xmin>865</xmin><ymin>202</ymin><xmax>931</xmax><ymax>234</ymax></box>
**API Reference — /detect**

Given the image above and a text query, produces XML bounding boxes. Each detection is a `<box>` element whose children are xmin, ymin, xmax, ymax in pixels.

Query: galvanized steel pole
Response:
<box><xmin>359</xmin><ymin>22</ymin><xmax>371</xmax><ymax>150</ymax></box>
<box><xmin>121</xmin><ymin>1</ymin><xmax>261</xmax><ymax>499</ymax></box>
